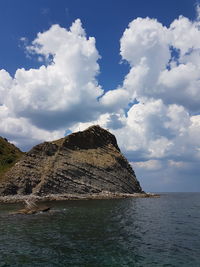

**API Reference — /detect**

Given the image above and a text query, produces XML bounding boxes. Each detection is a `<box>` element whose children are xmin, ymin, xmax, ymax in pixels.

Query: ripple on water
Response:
<box><xmin>0</xmin><ymin>193</ymin><xmax>200</xmax><ymax>266</ymax></box>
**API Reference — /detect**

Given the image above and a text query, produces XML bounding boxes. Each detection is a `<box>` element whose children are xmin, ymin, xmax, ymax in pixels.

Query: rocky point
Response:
<box><xmin>0</xmin><ymin>125</ymin><xmax>142</xmax><ymax>197</ymax></box>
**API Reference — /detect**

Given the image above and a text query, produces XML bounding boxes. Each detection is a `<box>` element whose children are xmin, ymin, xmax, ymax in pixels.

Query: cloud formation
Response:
<box><xmin>0</xmin><ymin>105</ymin><xmax>64</xmax><ymax>150</ymax></box>
<box><xmin>69</xmin><ymin>11</ymin><xmax>200</xmax><ymax>190</ymax></box>
<box><xmin>0</xmin><ymin>11</ymin><xmax>200</xmax><ymax>190</ymax></box>
<box><xmin>102</xmin><ymin>15</ymin><xmax>200</xmax><ymax>112</ymax></box>
<box><xmin>0</xmin><ymin>19</ymin><xmax>102</xmax><ymax>134</ymax></box>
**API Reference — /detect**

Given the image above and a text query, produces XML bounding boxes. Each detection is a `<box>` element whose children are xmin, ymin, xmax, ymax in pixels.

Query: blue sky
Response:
<box><xmin>0</xmin><ymin>0</ymin><xmax>197</xmax><ymax>89</ymax></box>
<box><xmin>0</xmin><ymin>0</ymin><xmax>199</xmax><ymax>192</ymax></box>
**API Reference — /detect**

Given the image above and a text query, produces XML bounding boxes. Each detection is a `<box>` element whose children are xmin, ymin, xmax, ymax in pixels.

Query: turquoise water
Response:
<box><xmin>0</xmin><ymin>193</ymin><xmax>200</xmax><ymax>266</ymax></box>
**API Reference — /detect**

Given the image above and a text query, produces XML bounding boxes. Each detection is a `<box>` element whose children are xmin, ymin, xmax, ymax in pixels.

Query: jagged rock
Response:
<box><xmin>0</xmin><ymin>125</ymin><xmax>142</xmax><ymax>196</ymax></box>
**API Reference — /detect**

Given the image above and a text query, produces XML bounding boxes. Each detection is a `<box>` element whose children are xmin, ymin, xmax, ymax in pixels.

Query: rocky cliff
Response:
<box><xmin>0</xmin><ymin>125</ymin><xmax>142</xmax><ymax>196</ymax></box>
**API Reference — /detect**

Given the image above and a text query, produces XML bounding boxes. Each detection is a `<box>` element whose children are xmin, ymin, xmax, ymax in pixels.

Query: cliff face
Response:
<box><xmin>0</xmin><ymin>126</ymin><xmax>142</xmax><ymax>196</ymax></box>
<box><xmin>0</xmin><ymin>137</ymin><xmax>23</xmax><ymax>178</ymax></box>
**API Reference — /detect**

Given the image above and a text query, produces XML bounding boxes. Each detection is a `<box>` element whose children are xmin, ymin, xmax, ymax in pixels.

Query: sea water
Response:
<box><xmin>0</xmin><ymin>193</ymin><xmax>199</xmax><ymax>266</ymax></box>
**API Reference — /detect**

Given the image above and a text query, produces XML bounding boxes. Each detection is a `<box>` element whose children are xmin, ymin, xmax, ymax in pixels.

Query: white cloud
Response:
<box><xmin>0</xmin><ymin>19</ymin><xmax>106</xmax><ymax>148</ymax></box>
<box><xmin>170</xmin><ymin>15</ymin><xmax>200</xmax><ymax>57</ymax></box>
<box><xmin>0</xmin><ymin>19</ymin><xmax>103</xmax><ymax>132</ymax></box>
<box><xmin>120</xmin><ymin>17</ymin><xmax>170</xmax><ymax>68</ymax></box>
<box><xmin>133</xmin><ymin>160</ymin><xmax>163</xmax><ymax>171</ymax></box>
<box><xmin>107</xmin><ymin>14</ymin><xmax>200</xmax><ymax>112</ymax></box>
<box><xmin>0</xmin><ymin>105</ymin><xmax>64</xmax><ymax>151</ymax></box>
<box><xmin>0</xmin><ymin>12</ymin><xmax>200</xmax><ymax>192</ymax></box>
<box><xmin>100</xmin><ymin>88</ymin><xmax>130</xmax><ymax>111</ymax></box>
<box><xmin>116</xmin><ymin>102</ymin><xmax>199</xmax><ymax>163</ymax></box>
<box><xmin>157</xmin><ymin>62</ymin><xmax>200</xmax><ymax>111</ymax></box>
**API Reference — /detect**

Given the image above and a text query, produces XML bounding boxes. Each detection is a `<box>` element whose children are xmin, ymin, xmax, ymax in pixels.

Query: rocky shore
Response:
<box><xmin>0</xmin><ymin>125</ymin><xmax>156</xmax><ymax>209</ymax></box>
<box><xmin>0</xmin><ymin>192</ymin><xmax>160</xmax><ymax>204</ymax></box>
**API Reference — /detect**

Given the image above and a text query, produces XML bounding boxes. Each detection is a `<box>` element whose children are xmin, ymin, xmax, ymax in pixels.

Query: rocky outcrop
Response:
<box><xmin>0</xmin><ymin>125</ymin><xmax>142</xmax><ymax>196</ymax></box>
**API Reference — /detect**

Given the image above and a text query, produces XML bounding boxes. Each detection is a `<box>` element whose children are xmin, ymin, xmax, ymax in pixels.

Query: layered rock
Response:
<box><xmin>0</xmin><ymin>125</ymin><xmax>142</xmax><ymax>196</ymax></box>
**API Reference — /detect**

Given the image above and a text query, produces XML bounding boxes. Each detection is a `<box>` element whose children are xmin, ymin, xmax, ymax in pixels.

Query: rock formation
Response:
<box><xmin>0</xmin><ymin>125</ymin><xmax>142</xmax><ymax>196</ymax></box>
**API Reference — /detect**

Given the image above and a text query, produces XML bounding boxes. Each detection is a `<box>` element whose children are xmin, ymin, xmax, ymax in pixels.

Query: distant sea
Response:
<box><xmin>0</xmin><ymin>193</ymin><xmax>199</xmax><ymax>266</ymax></box>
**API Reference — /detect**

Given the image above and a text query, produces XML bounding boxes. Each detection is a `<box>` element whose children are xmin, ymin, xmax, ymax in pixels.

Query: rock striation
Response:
<box><xmin>0</xmin><ymin>125</ymin><xmax>142</xmax><ymax>196</ymax></box>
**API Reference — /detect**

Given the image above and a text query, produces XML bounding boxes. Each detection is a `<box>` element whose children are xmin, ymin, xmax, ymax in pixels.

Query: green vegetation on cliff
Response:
<box><xmin>0</xmin><ymin>137</ymin><xmax>23</xmax><ymax>178</ymax></box>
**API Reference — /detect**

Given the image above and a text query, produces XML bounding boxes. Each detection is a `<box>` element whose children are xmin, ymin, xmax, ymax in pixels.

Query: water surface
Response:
<box><xmin>0</xmin><ymin>193</ymin><xmax>199</xmax><ymax>266</ymax></box>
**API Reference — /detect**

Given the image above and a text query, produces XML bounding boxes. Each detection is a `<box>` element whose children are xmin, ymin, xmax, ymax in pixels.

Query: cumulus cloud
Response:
<box><xmin>0</xmin><ymin>19</ymin><xmax>103</xmax><ymax>132</ymax></box>
<box><xmin>0</xmin><ymin>11</ymin><xmax>200</xmax><ymax>191</ymax></box>
<box><xmin>105</xmin><ymin>14</ymin><xmax>200</xmax><ymax>113</ymax></box>
<box><xmin>100</xmin><ymin>88</ymin><xmax>130</xmax><ymax>111</ymax></box>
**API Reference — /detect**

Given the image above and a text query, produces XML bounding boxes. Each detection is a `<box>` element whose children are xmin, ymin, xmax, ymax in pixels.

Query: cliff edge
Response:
<box><xmin>0</xmin><ymin>125</ymin><xmax>142</xmax><ymax>196</ymax></box>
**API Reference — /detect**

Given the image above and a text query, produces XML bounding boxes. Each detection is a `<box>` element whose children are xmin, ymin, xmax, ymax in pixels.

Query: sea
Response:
<box><xmin>0</xmin><ymin>193</ymin><xmax>199</xmax><ymax>266</ymax></box>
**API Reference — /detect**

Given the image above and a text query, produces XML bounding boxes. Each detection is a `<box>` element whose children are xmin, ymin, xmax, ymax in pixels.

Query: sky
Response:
<box><xmin>0</xmin><ymin>0</ymin><xmax>200</xmax><ymax>192</ymax></box>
